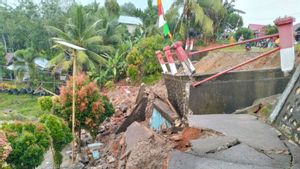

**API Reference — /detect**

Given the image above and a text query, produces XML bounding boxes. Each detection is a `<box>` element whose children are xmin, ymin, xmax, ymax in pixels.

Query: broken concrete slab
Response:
<box><xmin>124</xmin><ymin>122</ymin><xmax>154</xmax><ymax>152</ymax></box>
<box><xmin>188</xmin><ymin>114</ymin><xmax>287</xmax><ymax>151</ymax></box>
<box><xmin>190</xmin><ymin>136</ymin><xmax>238</xmax><ymax>155</ymax></box>
<box><xmin>116</xmin><ymin>96</ymin><xmax>148</xmax><ymax>134</ymax></box>
<box><xmin>168</xmin><ymin>150</ymin><xmax>281</xmax><ymax>169</ymax></box>
<box><xmin>205</xmin><ymin>143</ymin><xmax>290</xmax><ymax>169</ymax></box>
<box><xmin>153</xmin><ymin>98</ymin><xmax>179</xmax><ymax>123</ymax></box>
<box><xmin>135</xmin><ymin>84</ymin><xmax>146</xmax><ymax>104</ymax></box>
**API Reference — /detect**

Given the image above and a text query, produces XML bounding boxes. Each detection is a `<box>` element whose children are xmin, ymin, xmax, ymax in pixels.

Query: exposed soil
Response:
<box><xmin>195</xmin><ymin>51</ymin><xmax>280</xmax><ymax>74</ymax></box>
<box><xmin>195</xmin><ymin>48</ymin><xmax>300</xmax><ymax>74</ymax></box>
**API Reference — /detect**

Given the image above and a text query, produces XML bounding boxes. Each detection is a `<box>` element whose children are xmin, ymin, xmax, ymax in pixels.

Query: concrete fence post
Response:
<box><xmin>155</xmin><ymin>50</ymin><xmax>168</xmax><ymax>73</ymax></box>
<box><xmin>164</xmin><ymin>46</ymin><xmax>177</xmax><ymax>75</ymax></box>
<box><xmin>274</xmin><ymin>16</ymin><xmax>295</xmax><ymax>73</ymax></box>
<box><xmin>172</xmin><ymin>41</ymin><xmax>195</xmax><ymax>74</ymax></box>
<box><xmin>185</xmin><ymin>38</ymin><xmax>190</xmax><ymax>50</ymax></box>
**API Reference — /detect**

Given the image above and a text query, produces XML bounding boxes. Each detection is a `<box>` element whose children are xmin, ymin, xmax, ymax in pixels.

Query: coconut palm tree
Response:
<box><xmin>172</xmin><ymin>0</ymin><xmax>224</xmax><ymax>39</ymax></box>
<box><xmin>47</xmin><ymin>5</ymin><xmax>109</xmax><ymax>73</ymax></box>
<box><xmin>12</xmin><ymin>48</ymin><xmax>37</xmax><ymax>83</ymax></box>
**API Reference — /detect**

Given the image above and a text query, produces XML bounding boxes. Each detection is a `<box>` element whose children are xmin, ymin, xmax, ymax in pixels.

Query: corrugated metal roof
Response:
<box><xmin>34</xmin><ymin>58</ymin><xmax>49</xmax><ymax>69</ymax></box>
<box><xmin>118</xmin><ymin>15</ymin><xmax>143</xmax><ymax>25</ymax></box>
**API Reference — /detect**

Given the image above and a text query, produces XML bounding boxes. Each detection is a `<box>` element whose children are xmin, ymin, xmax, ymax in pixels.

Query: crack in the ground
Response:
<box><xmin>205</xmin><ymin>140</ymin><xmax>240</xmax><ymax>154</ymax></box>
<box><xmin>282</xmin><ymin>141</ymin><xmax>294</xmax><ymax>169</ymax></box>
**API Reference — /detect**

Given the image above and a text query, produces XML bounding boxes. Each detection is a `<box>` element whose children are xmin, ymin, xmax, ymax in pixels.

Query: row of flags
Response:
<box><xmin>157</xmin><ymin>0</ymin><xmax>173</xmax><ymax>40</ymax></box>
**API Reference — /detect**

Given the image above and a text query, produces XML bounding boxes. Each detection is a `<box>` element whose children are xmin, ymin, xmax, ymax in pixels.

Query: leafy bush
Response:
<box><xmin>126</xmin><ymin>64</ymin><xmax>139</xmax><ymax>83</ymax></box>
<box><xmin>234</xmin><ymin>27</ymin><xmax>254</xmax><ymax>41</ymax></box>
<box><xmin>38</xmin><ymin>96</ymin><xmax>53</xmax><ymax>112</ymax></box>
<box><xmin>126</xmin><ymin>35</ymin><xmax>165</xmax><ymax>83</ymax></box>
<box><xmin>39</xmin><ymin>114</ymin><xmax>72</xmax><ymax>169</ymax></box>
<box><xmin>57</xmin><ymin>73</ymin><xmax>111</xmax><ymax>137</ymax></box>
<box><xmin>2</xmin><ymin>122</ymin><xmax>50</xmax><ymax>169</ymax></box>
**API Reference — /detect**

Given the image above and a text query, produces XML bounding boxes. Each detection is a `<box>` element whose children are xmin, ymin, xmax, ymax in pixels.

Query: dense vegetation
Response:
<box><xmin>0</xmin><ymin>0</ymin><xmax>251</xmax><ymax>168</ymax></box>
<box><xmin>0</xmin><ymin>0</ymin><xmax>245</xmax><ymax>87</ymax></box>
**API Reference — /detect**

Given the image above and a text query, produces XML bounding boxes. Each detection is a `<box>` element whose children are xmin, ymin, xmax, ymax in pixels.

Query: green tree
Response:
<box><xmin>13</xmin><ymin>48</ymin><xmax>38</xmax><ymax>83</ymax></box>
<box><xmin>264</xmin><ymin>25</ymin><xmax>278</xmax><ymax>35</ymax></box>
<box><xmin>47</xmin><ymin>5</ymin><xmax>108</xmax><ymax>72</ymax></box>
<box><xmin>120</xmin><ymin>2</ymin><xmax>137</xmax><ymax>16</ymax></box>
<box><xmin>172</xmin><ymin>0</ymin><xmax>223</xmax><ymax>39</ymax></box>
<box><xmin>234</xmin><ymin>27</ymin><xmax>254</xmax><ymax>41</ymax></box>
<box><xmin>105</xmin><ymin>0</ymin><xmax>120</xmax><ymax>17</ymax></box>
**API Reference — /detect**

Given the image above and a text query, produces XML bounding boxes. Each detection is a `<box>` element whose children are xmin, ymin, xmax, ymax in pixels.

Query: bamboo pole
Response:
<box><xmin>72</xmin><ymin>49</ymin><xmax>76</xmax><ymax>163</ymax></box>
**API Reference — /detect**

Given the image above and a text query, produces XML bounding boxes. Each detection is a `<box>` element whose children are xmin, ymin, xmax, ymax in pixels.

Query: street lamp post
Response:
<box><xmin>54</xmin><ymin>40</ymin><xmax>86</xmax><ymax>163</ymax></box>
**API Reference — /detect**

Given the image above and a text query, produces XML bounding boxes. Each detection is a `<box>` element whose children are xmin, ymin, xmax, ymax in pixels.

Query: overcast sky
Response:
<box><xmin>6</xmin><ymin>0</ymin><xmax>300</xmax><ymax>26</ymax></box>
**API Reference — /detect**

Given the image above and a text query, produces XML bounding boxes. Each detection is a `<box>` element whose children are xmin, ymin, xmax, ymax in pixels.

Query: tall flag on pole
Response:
<box><xmin>157</xmin><ymin>0</ymin><xmax>173</xmax><ymax>40</ymax></box>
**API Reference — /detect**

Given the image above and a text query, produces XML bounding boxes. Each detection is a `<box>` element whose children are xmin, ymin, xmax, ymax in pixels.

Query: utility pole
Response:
<box><xmin>54</xmin><ymin>40</ymin><xmax>85</xmax><ymax>163</ymax></box>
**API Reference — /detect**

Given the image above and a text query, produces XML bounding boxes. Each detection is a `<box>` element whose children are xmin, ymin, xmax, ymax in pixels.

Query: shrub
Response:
<box><xmin>39</xmin><ymin>114</ymin><xmax>72</xmax><ymax>169</ymax></box>
<box><xmin>126</xmin><ymin>65</ymin><xmax>139</xmax><ymax>83</ymax></box>
<box><xmin>126</xmin><ymin>35</ymin><xmax>165</xmax><ymax>83</ymax></box>
<box><xmin>2</xmin><ymin>122</ymin><xmax>50</xmax><ymax>169</ymax></box>
<box><xmin>0</xmin><ymin>131</ymin><xmax>12</xmax><ymax>168</ymax></box>
<box><xmin>38</xmin><ymin>96</ymin><xmax>53</xmax><ymax>112</ymax></box>
<box><xmin>234</xmin><ymin>27</ymin><xmax>254</xmax><ymax>41</ymax></box>
<box><xmin>57</xmin><ymin>73</ymin><xmax>108</xmax><ymax>138</ymax></box>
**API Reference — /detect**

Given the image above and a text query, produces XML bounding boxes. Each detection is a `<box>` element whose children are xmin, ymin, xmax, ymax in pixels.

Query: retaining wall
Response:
<box><xmin>164</xmin><ymin>67</ymin><xmax>293</xmax><ymax>116</ymax></box>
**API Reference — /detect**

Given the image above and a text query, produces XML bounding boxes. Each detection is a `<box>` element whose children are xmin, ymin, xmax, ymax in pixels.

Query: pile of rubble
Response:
<box><xmin>59</xmin><ymin>80</ymin><xmax>219</xmax><ymax>169</ymax></box>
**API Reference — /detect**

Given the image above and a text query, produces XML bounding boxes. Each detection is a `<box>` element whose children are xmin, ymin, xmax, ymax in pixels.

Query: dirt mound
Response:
<box><xmin>195</xmin><ymin>51</ymin><xmax>280</xmax><ymax>74</ymax></box>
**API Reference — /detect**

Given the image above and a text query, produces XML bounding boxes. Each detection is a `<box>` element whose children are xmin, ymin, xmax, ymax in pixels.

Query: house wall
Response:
<box><xmin>127</xmin><ymin>24</ymin><xmax>138</xmax><ymax>34</ymax></box>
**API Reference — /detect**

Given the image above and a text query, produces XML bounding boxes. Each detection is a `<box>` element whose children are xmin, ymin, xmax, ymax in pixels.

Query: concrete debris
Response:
<box><xmin>153</xmin><ymin>98</ymin><xmax>180</xmax><ymax>124</ymax></box>
<box><xmin>107</xmin><ymin>155</ymin><xmax>116</xmax><ymax>163</ymax></box>
<box><xmin>81</xmin><ymin>129</ymin><xmax>93</xmax><ymax>146</ymax></box>
<box><xmin>150</xmin><ymin>108</ymin><xmax>172</xmax><ymax>131</ymax></box>
<box><xmin>125</xmin><ymin>138</ymin><xmax>173</xmax><ymax>169</ymax></box>
<box><xmin>135</xmin><ymin>84</ymin><xmax>146</xmax><ymax>104</ymax></box>
<box><xmin>116</xmin><ymin>96</ymin><xmax>148</xmax><ymax>134</ymax></box>
<box><xmin>117</xmin><ymin>102</ymin><xmax>128</xmax><ymax>113</ymax></box>
<box><xmin>124</xmin><ymin>122</ymin><xmax>155</xmax><ymax>152</ymax></box>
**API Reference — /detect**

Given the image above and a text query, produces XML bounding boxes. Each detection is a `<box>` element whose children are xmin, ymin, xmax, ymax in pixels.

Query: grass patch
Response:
<box><xmin>0</xmin><ymin>93</ymin><xmax>42</xmax><ymax>121</ymax></box>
